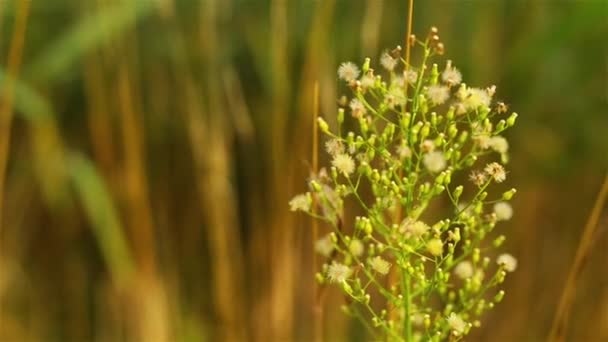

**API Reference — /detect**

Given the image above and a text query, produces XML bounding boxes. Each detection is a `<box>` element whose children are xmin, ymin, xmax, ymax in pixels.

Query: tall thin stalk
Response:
<box><xmin>0</xmin><ymin>0</ymin><xmax>31</xmax><ymax>237</ymax></box>
<box><xmin>548</xmin><ymin>172</ymin><xmax>608</xmax><ymax>342</ymax></box>
<box><xmin>312</xmin><ymin>82</ymin><xmax>322</xmax><ymax>342</ymax></box>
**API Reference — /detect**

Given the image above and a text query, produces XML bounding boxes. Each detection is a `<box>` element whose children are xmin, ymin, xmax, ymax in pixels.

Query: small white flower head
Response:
<box><xmin>396</xmin><ymin>143</ymin><xmax>412</xmax><ymax>159</ymax></box>
<box><xmin>289</xmin><ymin>193</ymin><xmax>311</xmax><ymax>212</ymax></box>
<box><xmin>315</xmin><ymin>234</ymin><xmax>334</xmax><ymax>257</ymax></box>
<box><xmin>497</xmin><ymin>253</ymin><xmax>517</xmax><ymax>272</ymax></box>
<box><xmin>485</xmin><ymin>162</ymin><xmax>506</xmax><ymax>183</ymax></box>
<box><xmin>463</xmin><ymin>87</ymin><xmax>492</xmax><ymax>111</ymax></box>
<box><xmin>380</xmin><ymin>51</ymin><xmax>397</xmax><ymax>71</ymax></box>
<box><xmin>423</xmin><ymin>151</ymin><xmax>447</xmax><ymax>173</ymax></box>
<box><xmin>386</xmin><ymin>87</ymin><xmax>406</xmax><ymax>108</ymax></box>
<box><xmin>469</xmin><ymin>170</ymin><xmax>488</xmax><ymax>187</ymax></box>
<box><xmin>442</xmin><ymin>60</ymin><xmax>462</xmax><ymax>86</ymax></box>
<box><xmin>493</xmin><ymin>202</ymin><xmax>513</xmax><ymax>221</ymax></box>
<box><xmin>475</xmin><ymin>134</ymin><xmax>491</xmax><ymax>149</ymax></box>
<box><xmin>360</xmin><ymin>73</ymin><xmax>375</xmax><ymax>89</ymax></box>
<box><xmin>447</xmin><ymin>313</ymin><xmax>467</xmax><ymax>334</ymax></box>
<box><xmin>327</xmin><ymin>262</ymin><xmax>352</xmax><ymax>283</ymax></box>
<box><xmin>400</xmin><ymin>218</ymin><xmax>430</xmax><ymax>238</ymax></box>
<box><xmin>332</xmin><ymin>153</ymin><xmax>356</xmax><ymax>176</ymax></box>
<box><xmin>349</xmin><ymin>98</ymin><xmax>367</xmax><ymax>118</ymax></box>
<box><xmin>426</xmin><ymin>85</ymin><xmax>450</xmax><ymax>105</ymax></box>
<box><xmin>420</xmin><ymin>139</ymin><xmax>436</xmax><ymax>153</ymax></box>
<box><xmin>325</xmin><ymin>139</ymin><xmax>345</xmax><ymax>156</ymax></box>
<box><xmin>489</xmin><ymin>136</ymin><xmax>509</xmax><ymax>154</ymax></box>
<box><xmin>454</xmin><ymin>261</ymin><xmax>474</xmax><ymax>279</ymax></box>
<box><xmin>370</xmin><ymin>256</ymin><xmax>391</xmax><ymax>275</ymax></box>
<box><xmin>349</xmin><ymin>239</ymin><xmax>364</xmax><ymax>257</ymax></box>
<box><xmin>426</xmin><ymin>238</ymin><xmax>443</xmax><ymax>256</ymax></box>
<box><xmin>404</xmin><ymin>69</ymin><xmax>418</xmax><ymax>84</ymax></box>
<box><xmin>337</xmin><ymin>62</ymin><xmax>360</xmax><ymax>82</ymax></box>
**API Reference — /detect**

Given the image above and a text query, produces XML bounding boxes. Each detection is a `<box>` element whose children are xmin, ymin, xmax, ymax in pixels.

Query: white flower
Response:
<box><xmin>463</xmin><ymin>87</ymin><xmax>491</xmax><ymax>111</ymax></box>
<box><xmin>489</xmin><ymin>136</ymin><xmax>509</xmax><ymax>154</ymax></box>
<box><xmin>289</xmin><ymin>193</ymin><xmax>311</xmax><ymax>212</ymax></box>
<box><xmin>349</xmin><ymin>239</ymin><xmax>364</xmax><ymax>257</ymax></box>
<box><xmin>420</xmin><ymin>139</ymin><xmax>435</xmax><ymax>153</ymax></box>
<box><xmin>327</xmin><ymin>262</ymin><xmax>352</xmax><ymax>283</ymax></box>
<box><xmin>315</xmin><ymin>234</ymin><xmax>334</xmax><ymax>257</ymax></box>
<box><xmin>494</xmin><ymin>202</ymin><xmax>513</xmax><ymax>221</ymax></box>
<box><xmin>360</xmin><ymin>74</ymin><xmax>375</xmax><ymax>89</ymax></box>
<box><xmin>370</xmin><ymin>256</ymin><xmax>391</xmax><ymax>275</ymax></box>
<box><xmin>349</xmin><ymin>98</ymin><xmax>367</xmax><ymax>118</ymax></box>
<box><xmin>404</xmin><ymin>69</ymin><xmax>418</xmax><ymax>84</ymax></box>
<box><xmin>380</xmin><ymin>52</ymin><xmax>397</xmax><ymax>71</ymax></box>
<box><xmin>426</xmin><ymin>85</ymin><xmax>450</xmax><ymax>105</ymax></box>
<box><xmin>447</xmin><ymin>313</ymin><xmax>467</xmax><ymax>334</ymax></box>
<box><xmin>426</xmin><ymin>238</ymin><xmax>443</xmax><ymax>256</ymax></box>
<box><xmin>332</xmin><ymin>153</ymin><xmax>356</xmax><ymax>176</ymax></box>
<box><xmin>423</xmin><ymin>151</ymin><xmax>446</xmax><ymax>173</ymax></box>
<box><xmin>337</xmin><ymin>62</ymin><xmax>360</xmax><ymax>82</ymax></box>
<box><xmin>497</xmin><ymin>253</ymin><xmax>517</xmax><ymax>272</ymax></box>
<box><xmin>454</xmin><ymin>261</ymin><xmax>474</xmax><ymax>279</ymax></box>
<box><xmin>442</xmin><ymin>60</ymin><xmax>462</xmax><ymax>86</ymax></box>
<box><xmin>484</xmin><ymin>162</ymin><xmax>506</xmax><ymax>183</ymax></box>
<box><xmin>397</xmin><ymin>144</ymin><xmax>412</xmax><ymax>159</ymax></box>
<box><xmin>469</xmin><ymin>170</ymin><xmax>487</xmax><ymax>186</ymax></box>
<box><xmin>475</xmin><ymin>134</ymin><xmax>491</xmax><ymax>149</ymax></box>
<box><xmin>386</xmin><ymin>87</ymin><xmax>406</xmax><ymax>107</ymax></box>
<box><xmin>325</xmin><ymin>139</ymin><xmax>344</xmax><ymax>156</ymax></box>
<box><xmin>400</xmin><ymin>218</ymin><xmax>429</xmax><ymax>238</ymax></box>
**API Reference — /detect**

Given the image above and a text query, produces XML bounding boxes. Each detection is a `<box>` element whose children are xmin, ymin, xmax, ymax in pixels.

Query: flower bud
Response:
<box><xmin>318</xmin><ymin>117</ymin><xmax>329</xmax><ymax>133</ymax></box>
<box><xmin>453</xmin><ymin>185</ymin><xmax>463</xmax><ymax>200</ymax></box>
<box><xmin>502</xmin><ymin>188</ymin><xmax>517</xmax><ymax>200</ymax></box>
<box><xmin>507</xmin><ymin>113</ymin><xmax>518</xmax><ymax>127</ymax></box>
<box><xmin>337</xmin><ymin>108</ymin><xmax>345</xmax><ymax>125</ymax></box>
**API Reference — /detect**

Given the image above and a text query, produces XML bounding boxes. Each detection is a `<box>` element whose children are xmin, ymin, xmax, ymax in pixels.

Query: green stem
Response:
<box><xmin>402</xmin><ymin>270</ymin><xmax>412</xmax><ymax>341</ymax></box>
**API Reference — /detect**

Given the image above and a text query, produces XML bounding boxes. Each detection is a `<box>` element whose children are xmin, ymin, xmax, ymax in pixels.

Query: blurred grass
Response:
<box><xmin>0</xmin><ymin>0</ymin><xmax>606</xmax><ymax>341</ymax></box>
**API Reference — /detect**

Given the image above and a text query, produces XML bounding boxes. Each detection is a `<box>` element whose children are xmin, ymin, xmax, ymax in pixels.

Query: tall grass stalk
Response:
<box><xmin>548</xmin><ymin>172</ymin><xmax>608</xmax><ymax>342</ymax></box>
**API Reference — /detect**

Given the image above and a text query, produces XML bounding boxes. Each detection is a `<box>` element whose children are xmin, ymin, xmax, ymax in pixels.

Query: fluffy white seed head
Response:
<box><xmin>454</xmin><ymin>261</ymin><xmax>474</xmax><ymax>279</ymax></box>
<box><xmin>315</xmin><ymin>234</ymin><xmax>334</xmax><ymax>257</ymax></box>
<box><xmin>497</xmin><ymin>253</ymin><xmax>517</xmax><ymax>272</ymax></box>
<box><xmin>338</xmin><ymin>62</ymin><xmax>360</xmax><ymax>82</ymax></box>
<box><xmin>426</xmin><ymin>85</ymin><xmax>450</xmax><ymax>105</ymax></box>
<box><xmin>447</xmin><ymin>313</ymin><xmax>467</xmax><ymax>334</ymax></box>
<box><xmin>332</xmin><ymin>153</ymin><xmax>356</xmax><ymax>176</ymax></box>
<box><xmin>494</xmin><ymin>202</ymin><xmax>513</xmax><ymax>221</ymax></box>
<box><xmin>370</xmin><ymin>256</ymin><xmax>391</xmax><ymax>275</ymax></box>
<box><xmin>289</xmin><ymin>193</ymin><xmax>311</xmax><ymax>212</ymax></box>
<box><xmin>327</xmin><ymin>262</ymin><xmax>352</xmax><ymax>283</ymax></box>
<box><xmin>423</xmin><ymin>151</ymin><xmax>447</xmax><ymax>173</ymax></box>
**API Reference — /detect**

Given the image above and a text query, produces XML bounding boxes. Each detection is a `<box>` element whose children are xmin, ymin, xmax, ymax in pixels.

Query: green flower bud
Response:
<box><xmin>448</xmin><ymin>124</ymin><xmax>458</xmax><ymax>138</ymax></box>
<box><xmin>420</xmin><ymin>123</ymin><xmax>431</xmax><ymax>140</ymax></box>
<box><xmin>430</xmin><ymin>63</ymin><xmax>439</xmax><ymax>84</ymax></box>
<box><xmin>502</xmin><ymin>188</ymin><xmax>517</xmax><ymax>200</ymax></box>
<box><xmin>458</xmin><ymin>130</ymin><xmax>469</xmax><ymax>144</ymax></box>
<box><xmin>318</xmin><ymin>117</ymin><xmax>329</xmax><ymax>133</ymax></box>
<box><xmin>446</xmin><ymin>106</ymin><xmax>455</xmax><ymax>121</ymax></box>
<box><xmin>453</xmin><ymin>185</ymin><xmax>463</xmax><ymax>200</ymax></box>
<box><xmin>431</xmin><ymin>112</ymin><xmax>438</xmax><ymax>126</ymax></box>
<box><xmin>337</xmin><ymin>108</ymin><xmax>345</xmax><ymax>125</ymax></box>
<box><xmin>496</xmin><ymin>120</ymin><xmax>506</xmax><ymax>132</ymax></box>
<box><xmin>310</xmin><ymin>180</ymin><xmax>322</xmax><ymax>192</ymax></box>
<box><xmin>362</xmin><ymin>57</ymin><xmax>371</xmax><ymax>73</ymax></box>
<box><xmin>494</xmin><ymin>290</ymin><xmax>505</xmax><ymax>303</ymax></box>
<box><xmin>507</xmin><ymin>112</ymin><xmax>518</xmax><ymax>127</ymax></box>
<box><xmin>493</xmin><ymin>235</ymin><xmax>506</xmax><ymax>248</ymax></box>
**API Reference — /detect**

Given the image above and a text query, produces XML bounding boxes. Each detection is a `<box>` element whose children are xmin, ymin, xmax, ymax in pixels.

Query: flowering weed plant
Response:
<box><xmin>291</xmin><ymin>27</ymin><xmax>518</xmax><ymax>341</ymax></box>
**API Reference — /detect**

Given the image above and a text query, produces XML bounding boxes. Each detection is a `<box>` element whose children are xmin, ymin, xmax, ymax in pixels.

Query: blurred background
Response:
<box><xmin>0</xmin><ymin>0</ymin><xmax>606</xmax><ymax>341</ymax></box>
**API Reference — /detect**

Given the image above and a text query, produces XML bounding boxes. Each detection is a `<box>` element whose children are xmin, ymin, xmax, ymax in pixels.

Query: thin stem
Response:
<box><xmin>548</xmin><ymin>172</ymin><xmax>608</xmax><ymax>342</ymax></box>
<box><xmin>312</xmin><ymin>81</ymin><xmax>323</xmax><ymax>342</ymax></box>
